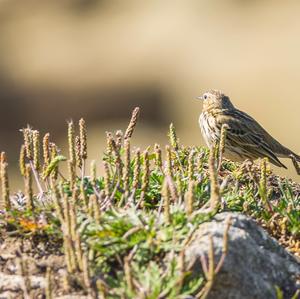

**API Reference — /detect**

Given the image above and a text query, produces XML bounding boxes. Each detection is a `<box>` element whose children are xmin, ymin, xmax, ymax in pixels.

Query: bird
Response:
<box><xmin>197</xmin><ymin>89</ymin><xmax>300</xmax><ymax>174</ymax></box>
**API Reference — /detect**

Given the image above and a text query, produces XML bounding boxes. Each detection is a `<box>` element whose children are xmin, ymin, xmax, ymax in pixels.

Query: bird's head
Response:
<box><xmin>196</xmin><ymin>90</ymin><xmax>234</xmax><ymax>111</ymax></box>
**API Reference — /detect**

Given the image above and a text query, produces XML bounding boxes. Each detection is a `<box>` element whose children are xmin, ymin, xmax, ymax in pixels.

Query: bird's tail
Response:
<box><xmin>291</xmin><ymin>151</ymin><xmax>300</xmax><ymax>162</ymax></box>
<box><xmin>276</xmin><ymin>146</ymin><xmax>300</xmax><ymax>174</ymax></box>
<box><xmin>289</xmin><ymin>151</ymin><xmax>300</xmax><ymax>175</ymax></box>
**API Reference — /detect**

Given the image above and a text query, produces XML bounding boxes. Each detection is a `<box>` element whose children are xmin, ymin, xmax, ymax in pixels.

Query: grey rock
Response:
<box><xmin>0</xmin><ymin>272</ymin><xmax>45</xmax><ymax>291</ymax></box>
<box><xmin>186</xmin><ymin>212</ymin><xmax>300</xmax><ymax>299</ymax></box>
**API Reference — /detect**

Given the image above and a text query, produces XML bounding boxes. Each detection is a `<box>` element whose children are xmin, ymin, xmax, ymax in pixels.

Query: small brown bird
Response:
<box><xmin>197</xmin><ymin>90</ymin><xmax>300</xmax><ymax>174</ymax></box>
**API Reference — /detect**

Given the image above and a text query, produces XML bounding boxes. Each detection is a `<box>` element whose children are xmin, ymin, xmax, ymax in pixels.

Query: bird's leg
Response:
<box><xmin>290</xmin><ymin>155</ymin><xmax>300</xmax><ymax>175</ymax></box>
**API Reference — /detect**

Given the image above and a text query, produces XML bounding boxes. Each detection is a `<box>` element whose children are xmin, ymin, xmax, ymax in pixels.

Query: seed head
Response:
<box><xmin>168</xmin><ymin>123</ymin><xmax>179</xmax><ymax>150</ymax></box>
<box><xmin>132</xmin><ymin>149</ymin><xmax>141</xmax><ymax>190</ymax></box>
<box><xmin>19</xmin><ymin>145</ymin><xmax>26</xmax><ymax>177</ymax></box>
<box><xmin>124</xmin><ymin>107</ymin><xmax>140</xmax><ymax>140</ymax></box>
<box><xmin>42</xmin><ymin>133</ymin><xmax>50</xmax><ymax>167</ymax></box>
<box><xmin>68</xmin><ymin>121</ymin><xmax>76</xmax><ymax>165</ymax></box>
<box><xmin>79</xmin><ymin>118</ymin><xmax>87</xmax><ymax>160</ymax></box>
<box><xmin>75</xmin><ymin>136</ymin><xmax>82</xmax><ymax>169</ymax></box>
<box><xmin>32</xmin><ymin>130</ymin><xmax>40</xmax><ymax>171</ymax></box>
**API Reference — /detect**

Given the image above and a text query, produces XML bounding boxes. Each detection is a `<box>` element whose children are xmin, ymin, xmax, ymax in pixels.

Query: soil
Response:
<box><xmin>0</xmin><ymin>231</ymin><xmax>86</xmax><ymax>299</ymax></box>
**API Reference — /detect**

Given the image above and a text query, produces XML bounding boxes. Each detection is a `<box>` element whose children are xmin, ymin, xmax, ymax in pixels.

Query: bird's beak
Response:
<box><xmin>196</xmin><ymin>96</ymin><xmax>203</xmax><ymax>100</ymax></box>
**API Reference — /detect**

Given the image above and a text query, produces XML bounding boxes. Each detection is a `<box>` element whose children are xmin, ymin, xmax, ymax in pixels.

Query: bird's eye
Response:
<box><xmin>203</xmin><ymin>94</ymin><xmax>207</xmax><ymax>100</ymax></box>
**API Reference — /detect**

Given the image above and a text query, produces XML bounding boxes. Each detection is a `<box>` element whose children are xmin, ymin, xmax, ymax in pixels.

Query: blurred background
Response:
<box><xmin>1</xmin><ymin>0</ymin><xmax>300</xmax><ymax>189</ymax></box>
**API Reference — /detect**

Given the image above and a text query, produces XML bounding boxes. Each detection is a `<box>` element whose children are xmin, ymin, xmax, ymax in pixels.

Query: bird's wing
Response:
<box><xmin>215</xmin><ymin>109</ymin><xmax>287</xmax><ymax>168</ymax></box>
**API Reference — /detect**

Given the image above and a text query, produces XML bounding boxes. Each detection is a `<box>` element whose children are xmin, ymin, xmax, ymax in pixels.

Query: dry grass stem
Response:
<box><xmin>132</xmin><ymin>149</ymin><xmax>141</xmax><ymax>191</ymax></box>
<box><xmin>51</xmin><ymin>180</ymin><xmax>64</xmax><ymax>222</ymax></box>
<box><xmin>68</xmin><ymin>160</ymin><xmax>76</xmax><ymax>191</ymax></box>
<box><xmin>196</xmin><ymin>235</ymin><xmax>215</xmax><ymax>299</ymax></box>
<box><xmin>139</xmin><ymin>149</ymin><xmax>150</xmax><ymax>205</ymax></box>
<box><xmin>208</xmin><ymin>147</ymin><xmax>220</xmax><ymax>211</ymax></box>
<box><xmin>49</xmin><ymin>143</ymin><xmax>58</xmax><ymax>180</ymax></box>
<box><xmin>165</xmin><ymin>145</ymin><xmax>173</xmax><ymax>177</ymax></box>
<box><xmin>42</xmin><ymin>133</ymin><xmax>50</xmax><ymax>168</ymax></box>
<box><xmin>79</xmin><ymin>118</ymin><xmax>87</xmax><ymax>160</ymax></box>
<box><xmin>115</xmin><ymin>130</ymin><xmax>123</xmax><ymax>150</ymax></box>
<box><xmin>215</xmin><ymin>215</ymin><xmax>232</xmax><ymax>274</ymax></box>
<box><xmin>45</xmin><ymin>267</ymin><xmax>53</xmax><ymax>299</ymax></box>
<box><xmin>162</xmin><ymin>178</ymin><xmax>171</xmax><ymax>224</ymax></box>
<box><xmin>188</xmin><ymin>150</ymin><xmax>195</xmax><ymax>181</ymax></box>
<box><xmin>103</xmin><ymin>161</ymin><xmax>111</xmax><ymax>197</ymax></box>
<box><xmin>23</xmin><ymin>127</ymin><xmax>33</xmax><ymax>160</ymax></box>
<box><xmin>106</xmin><ymin>132</ymin><xmax>123</xmax><ymax>177</ymax></box>
<box><xmin>0</xmin><ymin>152</ymin><xmax>10</xmax><ymax>210</ymax></box>
<box><xmin>217</xmin><ymin>124</ymin><xmax>228</xmax><ymax>171</ymax></box>
<box><xmin>79</xmin><ymin>118</ymin><xmax>87</xmax><ymax>180</ymax></box>
<box><xmin>185</xmin><ymin>180</ymin><xmax>195</xmax><ymax>216</ymax></box>
<box><xmin>124</xmin><ymin>107</ymin><xmax>140</xmax><ymax>140</ymax></box>
<box><xmin>82</xmin><ymin>252</ymin><xmax>93</xmax><ymax>296</ymax></box>
<box><xmin>75</xmin><ymin>135</ymin><xmax>82</xmax><ymax>169</ymax></box>
<box><xmin>154</xmin><ymin>143</ymin><xmax>162</xmax><ymax>170</ymax></box>
<box><xmin>68</xmin><ymin>120</ymin><xmax>76</xmax><ymax>165</ymax></box>
<box><xmin>19</xmin><ymin>145</ymin><xmax>26</xmax><ymax>177</ymax></box>
<box><xmin>123</xmin><ymin>139</ymin><xmax>130</xmax><ymax>194</ymax></box>
<box><xmin>32</xmin><ymin>130</ymin><xmax>40</xmax><ymax>171</ymax></box>
<box><xmin>25</xmin><ymin>164</ymin><xmax>34</xmax><ymax>211</ymax></box>
<box><xmin>169</xmin><ymin>123</ymin><xmax>179</xmax><ymax>151</ymax></box>
<box><xmin>176</xmin><ymin>249</ymin><xmax>186</xmax><ymax>294</ymax></box>
<box><xmin>124</xmin><ymin>256</ymin><xmax>134</xmax><ymax>294</ymax></box>
<box><xmin>90</xmin><ymin>160</ymin><xmax>96</xmax><ymax>187</ymax></box>
<box><xmin>166</xmin><ymin>175</ymin><xmax>178</xmax><ymax>202</ymax></box>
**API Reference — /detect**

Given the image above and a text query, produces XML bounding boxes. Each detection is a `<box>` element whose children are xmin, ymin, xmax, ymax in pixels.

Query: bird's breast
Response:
<box><xmin>199</xmin><ymin>112</ymin><xmax>220</xmax><ymax>148</ymax></box>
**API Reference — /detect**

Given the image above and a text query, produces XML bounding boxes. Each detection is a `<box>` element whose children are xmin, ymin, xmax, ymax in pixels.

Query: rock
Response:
<box><xmin>186</xmin><ymin>212</ymin><xmax>300</xmax><ymax>299</ymax></box>
<box><xmin>0</xmin><ymin>272</ymin><xmax>45</xmax><ymax>291</ymax></box>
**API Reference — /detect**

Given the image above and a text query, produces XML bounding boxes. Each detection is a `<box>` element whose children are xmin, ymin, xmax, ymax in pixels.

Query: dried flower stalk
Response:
<box><xmin>32</xmin><ymin>130</ymin><xmax>40</xmax><ymax>171</ymax></box>
<box><xmin>154</xmin><ymin>143</ymin><xmax>162</xmax><ymax>170</ymax></box>
<box><xmin>123</xmin><ymin>139</ymin><xmax>130</xmax><ymax>193</ymax></box>
<box><xmin>208</xmin><ymin>147</ymin><xmax>220</xmax><ymax>211</ymax></box>
<box><xmin>42</xmin><ymin>133</ymin><xmax>50</xmax><ymax>168</ymax></box>
<box><xmin>23</xmin><ymin>127</ymin><xmax>33</xmax><ymax>160</ymax></box>
<box><xmin>68</xmin><ymin>120</ymin><xmax>76</xmax><ymax>165</ymax></box>
<box><xmin>162</xmin><ymin>179</ymin><xmax>171</xmax><ymax>224</ymax></box>
<box><xmin>107</xmin><ymin>132</ymin><xmax>123</xmax><ymax>177</ymax></box>
<box><xmin>124</xmin><ymin>256</ymin><xmax>134</xmax><ymax>293</ymax></box>
<box><xmin>165</xmin><ymin>145</ymin><xmax>173</xmax><ymax>177</ymax></box>
<box><xmin>25</xmin><ymin>164</ymin><xmax>34</xmax><ymax>211</ymax></box>
<box><xmin>103</xmin><ymin>161</ymin><xmax>111</xmax><ymax>197</ymax></box>
<box><xmin>19</xmin><ymin>145</ymin><xmax>26</xmax><ymax>177</ymax></box>
<box><xmin>0</xmin><ymin>152</ymin><xmax>10</xmax><ymax>210</ymax></box>
<box><xmin>218</xmin><ymin>124</ymin><xmax>228</xmax><ymax>171</ymax></box>
<box><xmin>188</xmin><ymin>150</ymin><xmax>195</xmax><ymax>181</ymax></box>
<box><xmin>45</xmin><ymin>267</ymin><xmax>53</xmax><ymax>299</ymax></box>
<box><xmin>169</xmin><ymin>123</ymin><xmax>179</xmax><ymax>151</ymax></box>
<box><xmin>115</xmin><ymin>130</ymin><xmax>123</xmax><ymax>149</ymax></box>
<box><xmin>132</xmin><ymin>149</ymin><xmax>141</xmax><ymax>190</ymax></box>
<box><xmin>139</xmin><ymin>149</ymin><xmax>150</xmax><ymax>204</ymax></box>
<box><xmin>75</xmin><ymin>136</ymin><xmax>82</xmax><ymax>169</ymax></box>
<box><xmin>79</xmin><ymin>118</ymin><xmax>87</xmax><ymax>160</ymax></box>
<box><xmin>185</xmin><ymin>180</ymin><xmax>195</xmax><ymax>216</ymax></box>
<box><xmin>124</xmin><ymin>107</ymin><xmax>140</xmax><ymax>140</ymax></box>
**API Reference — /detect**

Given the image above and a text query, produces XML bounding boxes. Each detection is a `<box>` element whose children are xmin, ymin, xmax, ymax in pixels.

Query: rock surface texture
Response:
<box><xmin>186</xmin><ymin>212</ymin><xmax>300</xmax><ymax>299</ymax></box>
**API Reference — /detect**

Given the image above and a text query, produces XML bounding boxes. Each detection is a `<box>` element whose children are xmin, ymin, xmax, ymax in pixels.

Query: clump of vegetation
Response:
<box><xmin>0</xmin><ymin>107</ymin><xmax>299</xmax><ymax>298</ymax></box>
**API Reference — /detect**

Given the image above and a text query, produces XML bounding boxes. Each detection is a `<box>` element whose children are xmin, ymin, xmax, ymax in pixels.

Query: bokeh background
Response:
<box><xmin>1</xmin><ymin>0</ymin><xmax>300</xmax><ymax>189</ymax></box>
